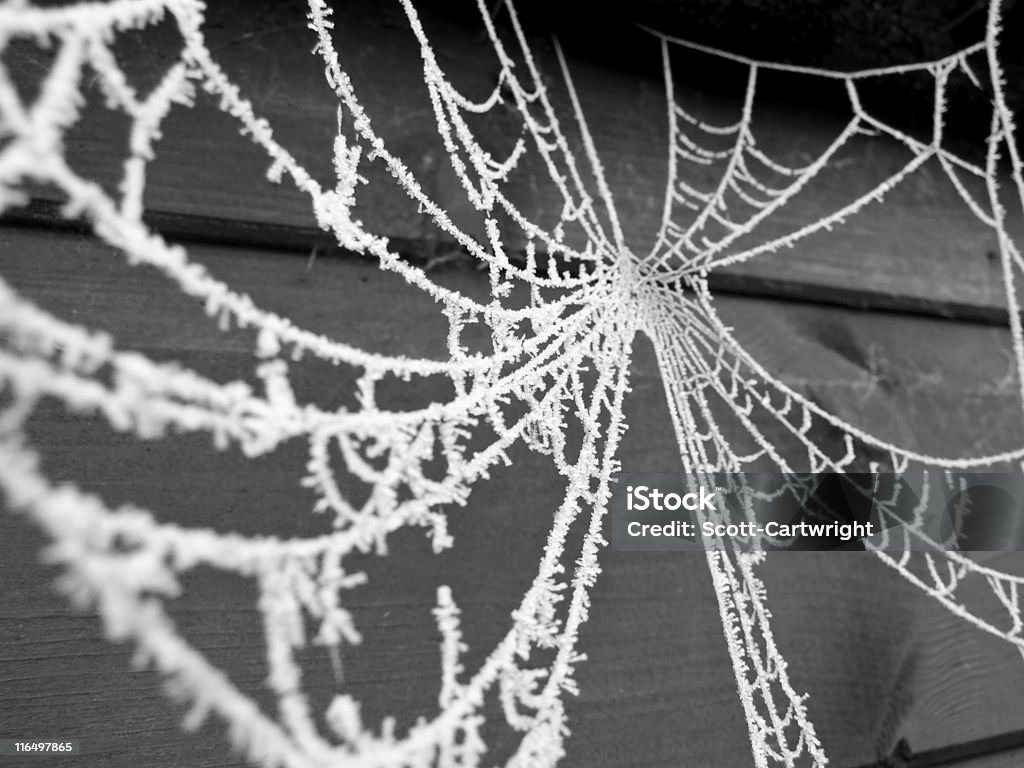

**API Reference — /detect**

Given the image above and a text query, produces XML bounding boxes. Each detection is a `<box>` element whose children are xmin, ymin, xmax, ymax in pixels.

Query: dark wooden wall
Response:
<box><xmin>3</xmin><ymin>2</ymin><xmax>1024</xmax><ymax>766</ymax></box>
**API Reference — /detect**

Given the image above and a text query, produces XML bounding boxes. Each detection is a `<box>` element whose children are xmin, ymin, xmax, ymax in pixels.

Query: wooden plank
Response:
<box><xmin>5</xmin><ymin>199</ymin><xmax>1019</xmax><ymax>327</ymax></box>
<box><xmin>2</xmin><ymin>227</ymin><xmax>1024</xmax><ymax>766</ymax></box>
<box><xmin>3</xmin><ymin>0</ymin><xmax>1023</xmax><ymax>321</ymax></box>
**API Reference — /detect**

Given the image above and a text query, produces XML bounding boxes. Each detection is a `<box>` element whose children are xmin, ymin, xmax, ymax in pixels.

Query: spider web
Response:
<box><xmin>0</xmin><ymin>0</ymin><xmax>1023</xmax><ymax>766</ymax></box>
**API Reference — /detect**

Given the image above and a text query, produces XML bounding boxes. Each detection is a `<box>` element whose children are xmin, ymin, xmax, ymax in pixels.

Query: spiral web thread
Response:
<box><xmin>0</xmin><ymin>0</ymin><xmax>1023</xmax><ymax>766</ymax></box>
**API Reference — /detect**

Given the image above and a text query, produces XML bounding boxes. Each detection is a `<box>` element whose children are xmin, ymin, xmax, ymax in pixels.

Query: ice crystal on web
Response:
<box><xmin>0</xmin><ymin>0</ymin><xmax>1023</xmax><ymax>766</ymax></box>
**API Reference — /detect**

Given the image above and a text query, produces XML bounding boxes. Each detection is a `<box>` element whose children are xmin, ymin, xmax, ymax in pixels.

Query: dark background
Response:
<box><xmin>429</xmin><ymin>0</ymin><xmax>1024</xmax><ymax>148</ymax></box>
<box><xmin>4</xmin><ymin>1</ymin><xmax>1024</xmax><ymax>767</ymax></box>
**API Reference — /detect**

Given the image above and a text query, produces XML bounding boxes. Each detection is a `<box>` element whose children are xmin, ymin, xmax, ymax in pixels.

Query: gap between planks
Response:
<box><xmin>2</xmin><ymin>198</ymin><xmax>1018</xmax><ymax>328</ymax></box>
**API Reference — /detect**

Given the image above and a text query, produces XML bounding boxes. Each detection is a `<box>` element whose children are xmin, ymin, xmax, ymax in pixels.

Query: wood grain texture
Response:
<box><xmin>3</xmin><ymin>1</ymin><xmax>1024</xmax><ymax>763</ymax></box>
<box><xmin>2</xmin><ymin>227</ymin><xmax>1024</xmax><ymax>766</ymax></box>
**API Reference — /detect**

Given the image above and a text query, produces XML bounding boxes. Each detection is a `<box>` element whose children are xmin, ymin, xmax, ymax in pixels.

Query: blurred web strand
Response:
<box><xmin>0</xmin><ymin>0</ymin><xmax>1023</xmax><ymax>767</ymax></box>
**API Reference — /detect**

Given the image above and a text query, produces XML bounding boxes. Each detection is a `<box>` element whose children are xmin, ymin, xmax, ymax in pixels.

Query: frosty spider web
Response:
<box><xmin>0</xmin><ymin>0</ymin><xmax>1024</xmax><ymax>766</ymax></box>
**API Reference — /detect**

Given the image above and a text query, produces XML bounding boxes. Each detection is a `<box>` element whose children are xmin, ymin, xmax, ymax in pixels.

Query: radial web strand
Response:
<box><xmin>1</xmin><ymin>1</ymin><xmax>1024</xmax><ymax>767</ymax></box>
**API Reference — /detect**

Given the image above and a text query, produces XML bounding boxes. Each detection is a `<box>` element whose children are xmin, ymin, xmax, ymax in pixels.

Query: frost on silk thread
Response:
<box><xmin>1</xmin><ymin>0</ymin><xmax>1024</xmax><ymax>766</ymax></box>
